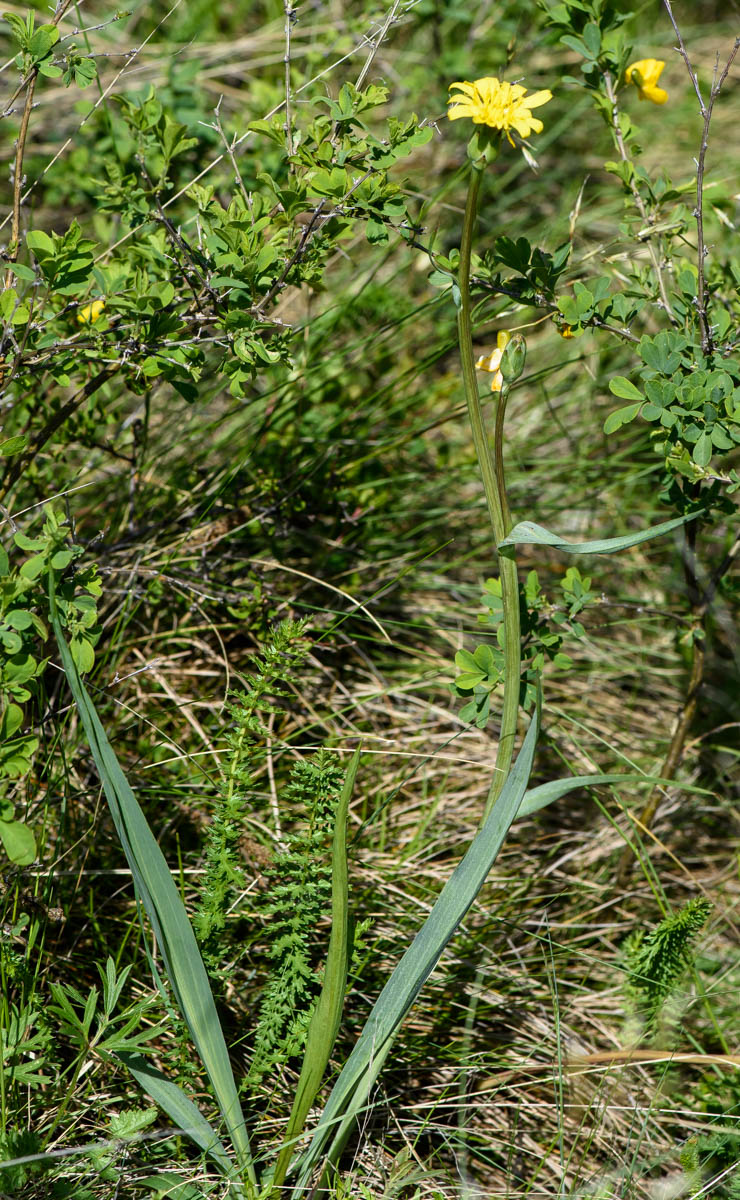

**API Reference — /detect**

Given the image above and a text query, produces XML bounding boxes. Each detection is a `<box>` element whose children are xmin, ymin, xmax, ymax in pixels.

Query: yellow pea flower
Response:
<box><xmin>625</xmin><ymin>59</ymin><xmax>668</xmax><ymax>105</ymax></box>
<box><xmin>447</xmin><ymin>77</ymin><xmax>553</xmax><ymax>145</ymax></box>
<box><xmin>77</xmin><ymin>299</ymin><xmax>106</xmax><ymax>325</ymax></box>
<box><xmin>476</xmin><ymin>330</ymin><xmax>510</xmax><ymax>392</ymax></box>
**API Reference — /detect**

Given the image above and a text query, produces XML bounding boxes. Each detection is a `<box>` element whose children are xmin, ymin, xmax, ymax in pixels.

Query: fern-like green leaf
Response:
<box><xmin>623</xmin><ymin>897</ymin><xmax>712</xmax><ymax>1032</ymax></box>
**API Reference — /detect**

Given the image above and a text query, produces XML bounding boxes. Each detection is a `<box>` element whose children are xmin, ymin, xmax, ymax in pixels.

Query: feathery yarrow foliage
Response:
<box><xmin>193</xmin><ymin>620</ymin><xmax>310</xmax><ymax>969</ymax></box>
<box><xmin>247</xmin><ymin>751</ymin><xmax>345</xmax><ymax>1088</ymax></box>
<box><xmin>623</xmin><ymin>897</ymin><xmax>712</xmax><ymax>1033</ymax></box>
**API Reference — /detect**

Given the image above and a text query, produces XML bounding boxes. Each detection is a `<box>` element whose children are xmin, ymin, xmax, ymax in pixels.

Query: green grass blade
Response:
<box><xmin>50</xmin><ymin>583</ymin><xmax>255</xmax><ymax>1192</ymax></box>
<box><xmin>270</xmin><ymin>747</ymin><xmax>360</xmax><ymax>1194</ymax></box>
<box><xmin>498</xmin><ymin>511</ymin><xmax>701</xmax><ymax>555</ymax></box>
<box><xmin>118</xmin><ymin>1052</ymin><xmax>244</xmax><ymax>1193</ymax></box>
<box><xmin>289</xmin><ymin>699</ymin><xmax>541</xmax><ymax>1196</ymax></box>
<box><xmin>136</xmin><ymin>1173</ymin><xmax>207</xmax><ymax>1200</ymax></box>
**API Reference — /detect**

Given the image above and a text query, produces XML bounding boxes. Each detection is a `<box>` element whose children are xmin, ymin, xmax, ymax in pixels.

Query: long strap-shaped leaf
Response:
<box><xmin>118</xmin><ymin>1051</ymin><xmax>242</xmax><ymax>1188</ymax></box>
<box><xmin>270</xmin><ymin>747</ymin><xmax>360</xmax><ymax>1194</ymax></box>
<box><xmin>519</xmin><ymin>773</ymin><xmax>646</xmax><ymax>817</ymax></box>
<box><xmin>289</xmin><ymin>697</ymin><xmax>541</xmax><ymax>1196</ymax></box>
<box><xmin>135</xmin><ymin>1171</ymin><xmax>206</xmax><ymax>1200</ymax></box>
<box><xmin>517</xmin><ymin>772</ymin><xmax>713</xmax><ymax>819</ymax></box>
<box><xmin>498</xmin><ymin>511</ymin><xmax>701</xmax><ymax>555</ymax></box>
<box><xmin>50</xmin><ymin>580</ymin><xmax>255</xmax><ymax>1194</ymax></box>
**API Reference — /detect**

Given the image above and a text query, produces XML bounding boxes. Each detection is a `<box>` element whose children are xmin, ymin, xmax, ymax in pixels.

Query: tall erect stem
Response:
<box><xmin>457</xmin><ymin>165</ymin><xmax>521</xmax><ymax>821</ymax></box>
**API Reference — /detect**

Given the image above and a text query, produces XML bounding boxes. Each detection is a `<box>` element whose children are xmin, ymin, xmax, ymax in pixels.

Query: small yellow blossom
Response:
<box><xmin>625</xmin><ymin>59</ymin><xmax>668</xmax><ymax>105</ymax></box>
<box><xmin>476</xmin><ymin>331</ymin><xmax>510</xmax><ymax>392</ymax></box>
<box><xmin>77</xmin><ymin>299</ymin><xmax>106</xmax><ymax>325</ymax></box>
<box><xmin>559</xmin><ymin>324</ymin><xmax>575</xmax><ymax>339</ymax></box>
<box><xmin>447</xmin><ymin>77</ymin><xmax>553</xmax><ymax>144</ymax></box>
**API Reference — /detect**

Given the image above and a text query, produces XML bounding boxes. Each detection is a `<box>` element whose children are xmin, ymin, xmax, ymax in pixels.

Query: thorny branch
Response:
<box><xmin>136</xmin><ymin>158</ymin><xmax>223</xmax><ymax>312</ymax></box>
<box><xmin>355</xmin><ymin>0</ymin><xmax>401</xmax><ymax>92</ymax></box>
<box><xmin>4</xmin><ymin>69</ymin><xmax>37</xmax><ymax>290</ymax></box>
<box><xmin>616</xmin><ymin>18</ymin><xmax>740</xmax><ymax>883</ymax></box>
<box><xmin>282</xmin><ymin>0</ymin><xmax>295</xmax><ymax>157</ymax></box>
<box><xmin>663</xmin><ymin>0</ymin><xmax>740</xmax><ymax>355</ymax></box>
<box><xmin>254</xmin><ymin>168</ymin><xmax>376</xmax><ymax>317</ymax></box>
<box><xmin>0</xmin><ymin>368</ymin><xmax>116</xmax><ymax>501</ymax></box>
<box><xmin>602</xmin><ymin>69</ymin><xmax>676</xmax><ymax>324</ymax></box>
<box><xmin>0</xmin><ymin>0</ymin><xmax>184</xmax><ymax>239</ymax></box>
<box><xmin>2</xmin><ymin>0</ymin><xmax>75</xmax><ymax>288</ymax></box>
<box><xmin>211</xmin><ymin>97</ymin><xmax>251</xmax><ymax>210</ymax></box>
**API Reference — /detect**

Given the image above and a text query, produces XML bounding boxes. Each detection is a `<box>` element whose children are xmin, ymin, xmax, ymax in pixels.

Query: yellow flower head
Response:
<box><xmin>625</xmin><ymin>59</ymin><xmax>668</xmax><ymax>105</ymax></box>
<box><xmin>476</xmin><ymin>330</ymin><xmax>510</xmax><ymax>392</ymax></box>
<box><xmin>77</xmin><ymin>299</ymin><xmax>106</xmax><ymax>325</ymax></box>
<box><xmin>448</xmin><ymin>77</ymin><xmax>552</xmax><ymax>145</ymax></box>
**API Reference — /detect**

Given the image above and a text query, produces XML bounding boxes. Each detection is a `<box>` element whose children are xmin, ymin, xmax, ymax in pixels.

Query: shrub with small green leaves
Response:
<box><xmin>0</xmin><ymin>508</ymin><xmax>101</xmax><ymax>863</ymax></box>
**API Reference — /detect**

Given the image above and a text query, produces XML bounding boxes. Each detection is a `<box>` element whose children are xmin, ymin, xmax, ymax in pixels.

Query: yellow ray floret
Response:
<box><xmin>625</xmin><ymin>59</ymin><xmax>668</xmax><ymax>105</ymax></box>
<box><xmin>447</xmin><ymin>77</ymin><xmax>552</xmax><ymax>143</ymax></box>
<box><xmin>476</xmin><ymin>331</ymin><xmax>510</xmax><ymax>392</ymax></box>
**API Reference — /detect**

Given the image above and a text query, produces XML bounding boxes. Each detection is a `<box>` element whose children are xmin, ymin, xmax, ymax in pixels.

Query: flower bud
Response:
<box><xmin>500</xmin><ymin>333</ymin><xmax>526</xmax><ymax>383</ymax></box>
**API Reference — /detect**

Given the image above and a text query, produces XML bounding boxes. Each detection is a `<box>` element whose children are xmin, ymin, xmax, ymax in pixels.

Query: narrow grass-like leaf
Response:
<box><xmin>270</xmin><ymin>747</ymin><xmax>360</xmax><ymax>1194</ymax></box>
<box><xmin>498</xmin><ymin>511</ymin><xmax>701</xmax><ymax>555</ymax></box>
<box><xmin>289</xmin><ymin>700</ymin><xmax>541</xmax><ymax>1195</ymax></box>
<box><xmin>50</xmin><ymin>582</ymin><xmax>255</xmax><ymax>1193</ymax></box>
<box><xmin>136</xmin><ymin>1172</ymin><xmax>208</xmax><ymax>1199</ymax></box>
<box><xmin>118</xmin><ymin>1052</ymin><xmax>242</xmax><ymax>1191</ymax></box>
<box><xmin>518</xmin><ymin>773</ymin><xmax>713</xmax><ymax>818</ymax></box>
<box><xmin>518</xmin><ymin>773</ymin><xmax>643</xmax><ymax>817</ymax></box>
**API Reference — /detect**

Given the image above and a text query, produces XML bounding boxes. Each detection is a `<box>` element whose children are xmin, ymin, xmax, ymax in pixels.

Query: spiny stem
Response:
<box><xmin>4</xmin><ymin>71</ymin><xmax>37</xmax><ymax>291</ymax></box>
<box><xmin>457</xmin><ymin>165</ymin><xmax>521</xmax><ymax>822</ymax></box>
<box><xmin>602</xmin><ymin>70</ymin><xmax>676</xmax><ymax>325</ymax></box>
<box><xmin>662</xmin><ymin>1</ymin><xmax>739</xmax><ymax>356</ymax></box>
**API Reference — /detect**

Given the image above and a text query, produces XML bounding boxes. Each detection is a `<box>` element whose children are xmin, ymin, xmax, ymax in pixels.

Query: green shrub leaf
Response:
<box><xmin>609</xmin><ymin>377</ymin><xmax>643</xmax><ymax>402</ymax></box>
<box><xmin>604</xmin><ymin>402</ymin><xmax>641</xmax><ymax>433</ymax></box>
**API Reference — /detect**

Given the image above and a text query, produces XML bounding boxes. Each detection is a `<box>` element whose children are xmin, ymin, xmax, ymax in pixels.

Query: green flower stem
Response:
<box><xmin>493</xmin><ymin>384</ymin><xmax>513</xmax><ymax>536</ymax></box>
<box><xmin>457</xmin><ymin>164</ymin><xmax>521</xmax><ymax>822</ymax></box>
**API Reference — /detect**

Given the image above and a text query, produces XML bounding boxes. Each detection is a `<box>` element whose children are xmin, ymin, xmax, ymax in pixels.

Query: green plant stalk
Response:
<box><xmin>457</xmin><ymin>164</ymin><xmax>521</xmax><ymax>821</ymax></box>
